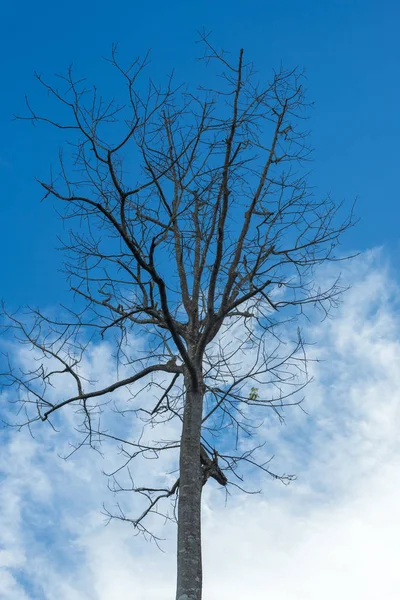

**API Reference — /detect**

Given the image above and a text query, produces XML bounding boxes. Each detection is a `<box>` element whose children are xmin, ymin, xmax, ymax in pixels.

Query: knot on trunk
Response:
<box><xmin>200</xmin><ymin>444</ymin><xmax>227</xmax><ymax>486</ymax></box>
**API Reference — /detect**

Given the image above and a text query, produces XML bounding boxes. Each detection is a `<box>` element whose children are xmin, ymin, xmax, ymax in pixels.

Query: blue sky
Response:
<box><xmin>1</xmin><ymin>0</ymin><xmax>399</xmax><ymax>305</ymax></box>
<box><xmin>1</xmin><ymin>1</ymin><xmax>400</xmax><ymax>599</ymax></box>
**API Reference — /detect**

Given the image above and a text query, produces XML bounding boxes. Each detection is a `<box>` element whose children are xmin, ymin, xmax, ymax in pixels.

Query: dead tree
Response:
<box><xmin>1</xmin><ymin>37</ymin><xmax>354</xmax><ymax>600</ymax></box>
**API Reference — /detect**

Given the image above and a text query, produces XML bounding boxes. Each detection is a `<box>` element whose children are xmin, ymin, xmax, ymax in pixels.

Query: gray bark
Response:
<box><xmin>176</xmin><ymin>378</ymin><xmax>204</xmax><ymax>600</ymax></box>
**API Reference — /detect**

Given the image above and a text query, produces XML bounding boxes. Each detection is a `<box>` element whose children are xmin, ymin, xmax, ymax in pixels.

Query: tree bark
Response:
<box><xmin>176</xmin><ymin>380</ymin><xmax>204</xmax><ymax>600</ymax></box>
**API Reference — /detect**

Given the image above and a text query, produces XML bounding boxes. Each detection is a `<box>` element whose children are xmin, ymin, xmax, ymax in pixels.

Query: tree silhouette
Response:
<box><xmin>1</xmin><ymin>36</ymin><xmax>354</xmax><ymax>599</ymax></box>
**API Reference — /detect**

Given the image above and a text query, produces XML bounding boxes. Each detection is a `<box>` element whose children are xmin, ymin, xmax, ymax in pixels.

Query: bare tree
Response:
<box><xmin>1</xmin><ymin>37</ymin><xmax>354</xmax><ymax>600</ymax></box>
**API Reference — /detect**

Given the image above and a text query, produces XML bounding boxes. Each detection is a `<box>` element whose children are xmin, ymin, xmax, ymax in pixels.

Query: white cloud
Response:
<box><xmin>1</xmin><ymin>248</ymin><xmax>400</xmax><ymax>598</ymax></box>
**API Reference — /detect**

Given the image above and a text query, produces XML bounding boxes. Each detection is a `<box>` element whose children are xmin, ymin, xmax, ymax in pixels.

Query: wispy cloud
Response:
<box><xmin>1</xmin><ymin>248</ymin><xmax>400</xmax><ymax>598</ymax></box>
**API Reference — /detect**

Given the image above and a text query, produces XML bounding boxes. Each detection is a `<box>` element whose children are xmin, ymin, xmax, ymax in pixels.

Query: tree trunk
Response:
<box><xmin>176</xmin><ymin>381</ymin><xmax>204</xmax><ymax>600</ymax></box>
